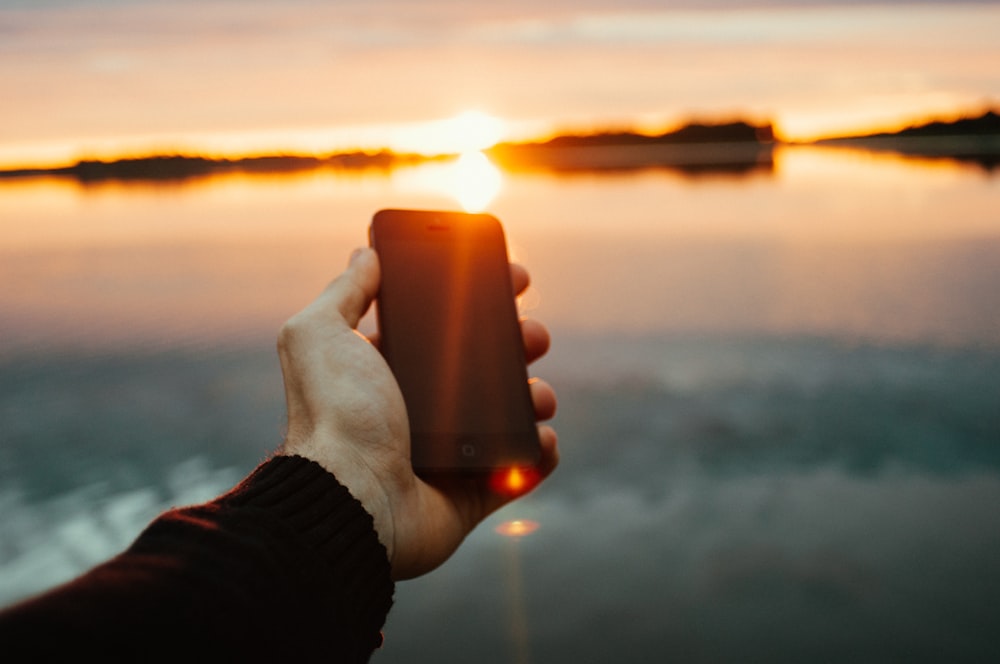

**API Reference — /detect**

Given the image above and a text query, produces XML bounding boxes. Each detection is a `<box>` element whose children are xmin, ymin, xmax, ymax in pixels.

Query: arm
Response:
<box><xmin>0</xmin><ymin>456</ymin><xmax>391</xmax><ymax>661</ymax></box>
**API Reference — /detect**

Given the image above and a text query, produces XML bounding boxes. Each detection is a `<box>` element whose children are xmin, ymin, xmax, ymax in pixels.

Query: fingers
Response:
<box><xmin>530</xmin><ymin>378</ymin><xmax>557</xmax><ymax>421</ymax></box>
<box><xmin>521</xmin><ymin>318</ymin><xmax>550</xmax><ymax>364</ymax></box>
<box><xmin>536</xmin><ymin>424</ymin><xmax>560</xmax><ymax>478</ymax></box>
<box><xmin>511</xmin><ymin>263</ymin><xmax>549</xmax><ymax>365</ymax></box>
<box><xmin>510</xmin><ymin>263</ymin><xmax>530</xmax><ymax>296</ymax></box>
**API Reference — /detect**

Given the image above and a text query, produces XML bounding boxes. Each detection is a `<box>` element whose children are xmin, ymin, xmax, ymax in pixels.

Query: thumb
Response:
<box><xmin>323</xmin><ymin>247</ymin><xmax>381</xmax><ymax>329</ymax></box>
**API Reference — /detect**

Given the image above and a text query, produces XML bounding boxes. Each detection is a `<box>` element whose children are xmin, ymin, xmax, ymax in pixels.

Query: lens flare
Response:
<box><xmin>490</xmin><ymin>465</ymin><xmax>542</xmax><ymax>497</ymax></box>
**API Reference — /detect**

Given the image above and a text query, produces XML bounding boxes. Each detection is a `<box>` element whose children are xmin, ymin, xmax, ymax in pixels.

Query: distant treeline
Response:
<box><xmin>0</xmin><ymin>120</ymin><xmax>776</xmax><ymax>183</ymax></box>
<box><xmin>816</xmin><ymin>109</ymin><xmax>1000</xmax><ymax>171</ymax></box>
<box><xmin>485</xmin><ymin>120</ymin><xmax>775</xmax><ymax>174</ymax></box>
<box><xmin>844</xmin><ymin>110</ymin><xmax>1000</xmax><ymax>140</ymax></box>
<box><xmin>512</xmin><ymin>120</ymin><xmax>774</xmax><ymax>149</ymax></box>
<box><xmin>0</xmin><ymin>150</ymin><xmax>431</xmax><ymax>184</ymax></box>
<box><xmin>2</xmin><ymin>111</ymin><xmax>998</xmax><ymax>183</ymax></box>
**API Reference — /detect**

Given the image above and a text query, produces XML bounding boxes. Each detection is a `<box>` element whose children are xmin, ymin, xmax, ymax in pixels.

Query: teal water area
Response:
<box><xmin>1</xmin><ymin>145</ymin><xmax>999</xmax><ymax>661</ymax></box>
<box><xmin>2</xmin><ymin>335</ymin><xmax>998</xmax><ymax>662</ymax></box>
<box><xmin>393</xmin><ymin>334</ymin><xmax>1000</xmax><ymax>664</ymax></box>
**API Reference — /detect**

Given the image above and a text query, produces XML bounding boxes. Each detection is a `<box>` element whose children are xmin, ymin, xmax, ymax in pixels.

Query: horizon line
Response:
<box><xmin>2</xmin><ymin>107</ymin><xmax>998</xmax><ymax>178</ymax></box>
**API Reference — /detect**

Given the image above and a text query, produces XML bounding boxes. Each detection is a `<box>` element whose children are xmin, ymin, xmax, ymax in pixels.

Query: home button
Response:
<box><xmin>459</xmin><ymin>439</ymin><xmax>478</xmax><ymax>458</ymax></box>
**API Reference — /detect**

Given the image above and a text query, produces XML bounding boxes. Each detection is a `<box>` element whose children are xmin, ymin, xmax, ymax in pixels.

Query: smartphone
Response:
<box><xmin>369</xmin><ymin>208</ymin><xmax>541</xmax><ymax>474</ymax></box>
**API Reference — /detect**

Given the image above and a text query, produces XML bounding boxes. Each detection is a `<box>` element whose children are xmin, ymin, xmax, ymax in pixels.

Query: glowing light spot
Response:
<box><xmin>489</xmin><ymin>465</ymin><xmax>542</xmax><ymax>497</ymax></box>
<box><xmin>506</xmin><ymin>466</ymin><xmax>527</xmax><ymax>492</ymax></box>
<box><xmin>392</xmin><ymin>150</ymin><xmax>502</xmax><ymax>212</ymax></box>
<box><xmin>452</xmin><ymin>150</ymin><xmax>503</xmax><ymax>212</ymax></box>
<box><xmin>495</xmin><ymin>519</ymin><xmax>540</xmax><ymax>538</ymax></box>
<box><xmin>392</xmin><ymin>110</ymin><xmax>506</xmax><ymax>156</ymax></box>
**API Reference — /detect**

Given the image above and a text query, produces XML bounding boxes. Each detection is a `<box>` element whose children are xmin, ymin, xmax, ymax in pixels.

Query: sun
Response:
<box><xmin>391</xmin><ymin>110</ymin><xmax>506</xmax><ymax>156</ymax></box>
<box><xmin>442</xmin><ymin>110</ymin><xmax>505</xmax><ymax>152</ymax></box>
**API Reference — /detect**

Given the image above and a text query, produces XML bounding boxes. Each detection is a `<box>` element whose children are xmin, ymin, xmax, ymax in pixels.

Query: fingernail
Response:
<box><xmin>349</xmin><ymin>247</ymin><xmax>365</xmax><ymax>265</ymax></box>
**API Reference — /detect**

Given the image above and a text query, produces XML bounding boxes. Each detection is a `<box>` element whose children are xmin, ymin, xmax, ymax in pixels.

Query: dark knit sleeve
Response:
<box><xmin>0</xmin><ymin>455</ymin><xmax>394</xmax><ymax>662</ymax></box>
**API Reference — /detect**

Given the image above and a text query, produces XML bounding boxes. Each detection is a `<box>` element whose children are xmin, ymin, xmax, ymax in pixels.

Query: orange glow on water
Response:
<box><xmin>451</xmin><ymin>151</ymin><xmax>503</xmax><ymax>212</ymax></box>
<box><xmin>390</xmin><ymin>150</ymin><xmax>502</xmax><ymax>211</ymax></box>
<box><xmin>4</xmin><ymin>144</ymin><xmax>1000</xmax><ymax>353</ymax></box>
<box><xmin>495</xmin><ymin>519</ymin><xmax>540</xmax><ymax>538</ymax></box>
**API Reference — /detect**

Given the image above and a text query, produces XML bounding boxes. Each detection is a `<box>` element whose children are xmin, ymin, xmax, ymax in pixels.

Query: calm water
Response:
<box><xmin>2</xmin><ymin>145</ymin><xmax>999</xmax><ymax>662</ymax></box>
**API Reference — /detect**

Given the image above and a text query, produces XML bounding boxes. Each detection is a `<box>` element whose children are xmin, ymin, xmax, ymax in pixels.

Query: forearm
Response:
<box><xmin>0</xmin><ymin>456</ymin><xmax>394</xmax><ymax>661</ymax></box>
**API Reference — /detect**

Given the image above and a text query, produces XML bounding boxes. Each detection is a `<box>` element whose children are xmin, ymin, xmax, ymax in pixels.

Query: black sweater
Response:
<box><xmin>0</xmin><ymin>455</ymin><xmax>395</xmax><ymax>662</ymax></box>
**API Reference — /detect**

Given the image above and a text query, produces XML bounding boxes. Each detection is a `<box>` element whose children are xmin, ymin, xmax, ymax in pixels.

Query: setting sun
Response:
<box><xmin>390</xmin><ymin>110</ymin><xmax>506</xmax><ymax>156</ymax></box>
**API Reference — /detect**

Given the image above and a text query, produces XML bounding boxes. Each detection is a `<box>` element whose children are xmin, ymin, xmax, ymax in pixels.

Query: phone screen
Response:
<box><xmin>370</xmin><ymin>209</ymin><xmax>540</xmax><ymax>472</ymax></box>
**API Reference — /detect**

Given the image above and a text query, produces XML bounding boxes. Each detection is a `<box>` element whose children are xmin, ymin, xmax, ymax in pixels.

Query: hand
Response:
<box><xmin>277</xmin><ymin>247</ymin><xmax>558</xmax><ymax>580</ymax></box>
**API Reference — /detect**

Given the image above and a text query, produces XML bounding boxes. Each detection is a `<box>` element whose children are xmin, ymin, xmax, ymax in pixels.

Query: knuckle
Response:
<box><xmin>277</xmin><ymin>316</ymin><xmax>305</xmax><ymax>354</ymax></box>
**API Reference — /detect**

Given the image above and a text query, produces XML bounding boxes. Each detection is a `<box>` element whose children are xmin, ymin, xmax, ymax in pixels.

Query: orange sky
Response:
<box><xmin>1</xmin><ymin>1</ymin><xmax>998</xmax><ymax>168</ymax></box>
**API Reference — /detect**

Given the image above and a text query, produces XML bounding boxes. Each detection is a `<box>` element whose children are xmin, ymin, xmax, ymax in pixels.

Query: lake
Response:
<box><xmin>2</xmin><ymin>144</ymin><xmax>999</xmax><ymax>662</ymax></box>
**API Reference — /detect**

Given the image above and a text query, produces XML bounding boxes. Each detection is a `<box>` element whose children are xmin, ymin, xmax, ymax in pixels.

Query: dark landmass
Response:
<box><xmin>838</xmin><ymin>110</ymin><xmax>1000</xmax><ymax>140</ymax></box>
<box><xmin>527</xmin><ymin>120</ymin><xmax>773</xmax><ymax>147</ymax></box>
<box><xmin>0</xmin><ymin>150</ymin><xmax>435</xmax><ymax>185</ymax></box>
<box><xmin>815</xmin><ymin>110</ymin><xmax>1000</xmax><ymax>171</ymax></box>
<box><xmin>2</xmin><ymin>111</ymin><xmax>999</xmax><ymax>184</ymax></box>
<box><xmin>485</xmin><ymin>120</ymin><xmax>775</xmax><ymax>176</ymax></box>
<box><xmin>0</xmin><ymin>120</ymin><xmax>777</xmax><ymax>184</ymax></box>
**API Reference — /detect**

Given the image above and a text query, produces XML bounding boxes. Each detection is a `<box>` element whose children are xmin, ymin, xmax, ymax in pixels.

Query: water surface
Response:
<box><xmin>1</xmin><ymin>145</ymin><xmax>999</xmax><ymax>662</ymax></box>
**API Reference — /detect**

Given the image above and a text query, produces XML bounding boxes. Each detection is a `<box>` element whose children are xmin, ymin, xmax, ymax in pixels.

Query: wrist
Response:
<box><xmin>277</xmin><ymin>439</ymin><xmax>396</xmax><ymax>563</ymax></box>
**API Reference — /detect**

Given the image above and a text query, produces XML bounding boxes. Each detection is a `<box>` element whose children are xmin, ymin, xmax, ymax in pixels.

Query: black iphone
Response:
<box><xmin>369</xmin><ymin>208</ymin><xmax>541</xmax><ymax>474</ymax></box>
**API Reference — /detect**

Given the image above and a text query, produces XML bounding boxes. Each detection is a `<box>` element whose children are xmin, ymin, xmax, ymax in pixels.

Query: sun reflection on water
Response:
<box><xmin>391</xmin><ymin>150</ymin><xmax>503</xmax><ymax>212</ymax></box>
<box><xmin>495</xmin><ymin>519</ymin><xmax>540</xmax><ymax>538</ymax></box>
<box><xmin>495</xmin><ymin>518</ymin><xmax>539</xmax><ymax>664</ymax></box>
<box><xmin>452</xmin><ymin>151</ymin><xmax>503</xmax><ymax>211</ymax></box>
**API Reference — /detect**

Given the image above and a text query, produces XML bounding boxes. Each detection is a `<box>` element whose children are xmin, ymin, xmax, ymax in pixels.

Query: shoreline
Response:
<box><xmin>2</xmin><ymin>112</ymin><xmax>998</xmax><ymax>184</ymax></box>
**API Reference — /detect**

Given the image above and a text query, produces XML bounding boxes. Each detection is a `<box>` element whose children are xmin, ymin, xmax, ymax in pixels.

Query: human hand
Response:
<box><xmin>277</xmin><ymin>247</ymin><xmax>558</xmax><ymax>580</ymax></box>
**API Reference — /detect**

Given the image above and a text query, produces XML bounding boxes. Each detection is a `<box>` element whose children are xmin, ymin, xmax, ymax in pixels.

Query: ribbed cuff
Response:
<box><xmin>220</xmin><ymin>454</ymin><xmax>394</xmax><ymax>653</ymax></box>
